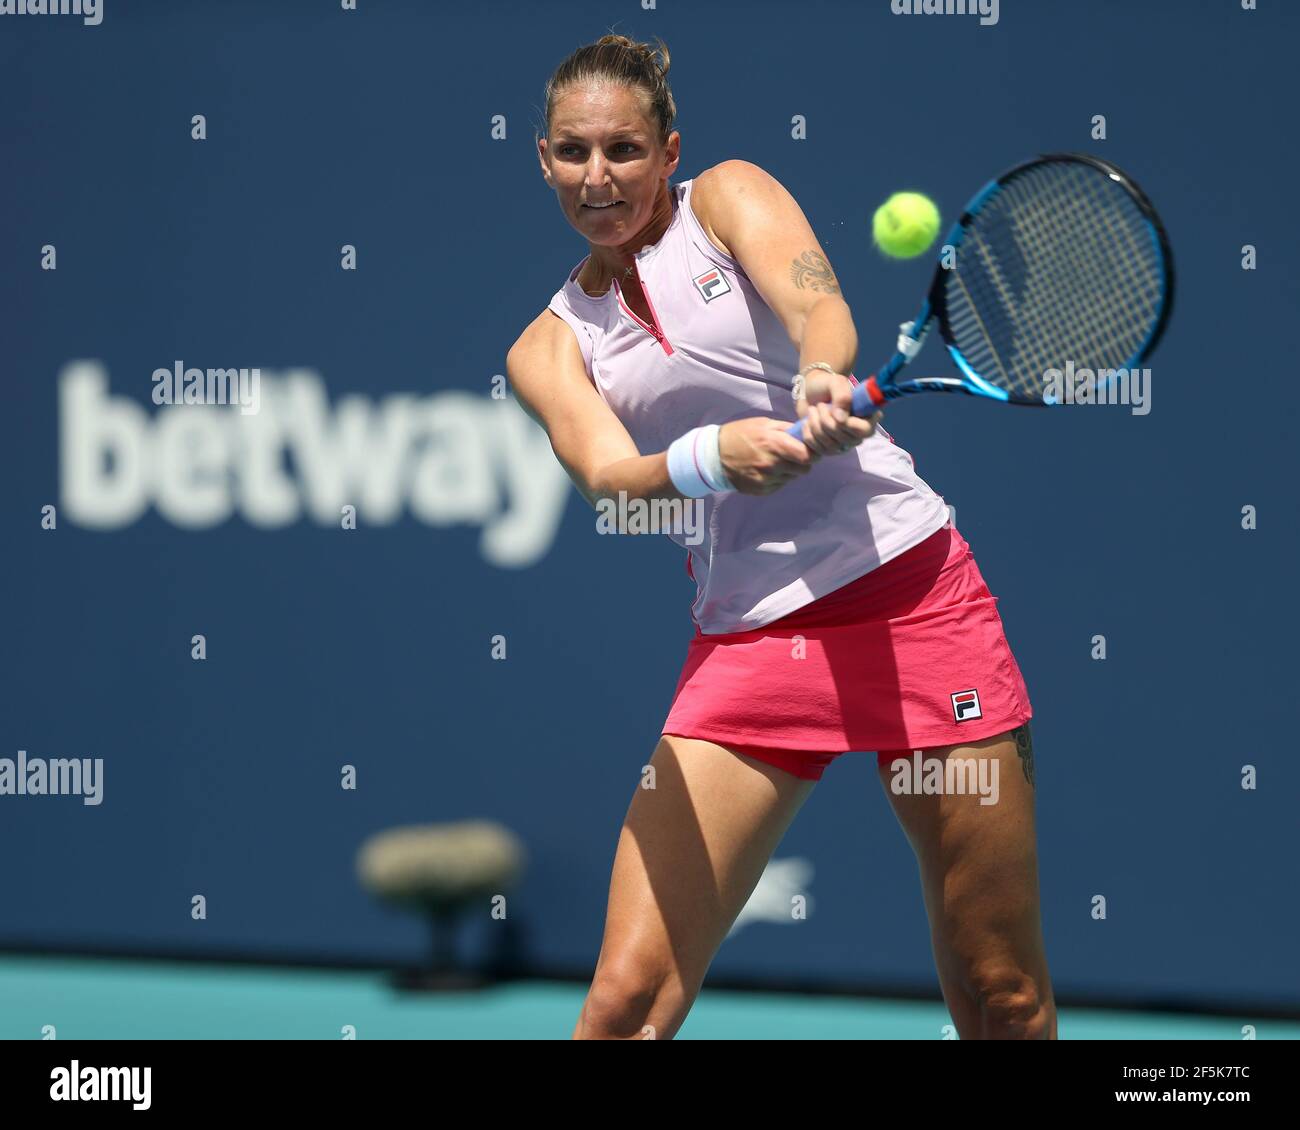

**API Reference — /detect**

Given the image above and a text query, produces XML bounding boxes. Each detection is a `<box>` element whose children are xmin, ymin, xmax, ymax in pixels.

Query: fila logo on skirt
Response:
<box><xmin>951</xmin><ymin>689</ymin><xmax>982</xmax><ymax>722</ymax></box>
<box><xmin>692</xmin><ymin>266</ymin><xmax>732</xmax><ymax>302</ymax></box>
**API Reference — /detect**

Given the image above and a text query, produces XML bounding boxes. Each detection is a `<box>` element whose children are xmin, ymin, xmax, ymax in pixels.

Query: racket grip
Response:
<box><xmin>786</xmin><ymin>376</ymin><xmax>886</xmax><ymax>441</ymax></box>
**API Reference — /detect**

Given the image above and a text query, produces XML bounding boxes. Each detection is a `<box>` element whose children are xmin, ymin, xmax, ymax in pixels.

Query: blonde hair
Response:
<box><xmin>539</xmin><ymin>33</ymin><xmax>676</xmax><ymax>147</ymax></box>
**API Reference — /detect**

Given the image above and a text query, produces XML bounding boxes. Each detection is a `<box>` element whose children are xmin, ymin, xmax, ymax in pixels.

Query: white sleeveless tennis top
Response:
<box><xmin>546</xmin><ymin>176</ymin><xmax>951</xmax><ymax>635</ymax></box>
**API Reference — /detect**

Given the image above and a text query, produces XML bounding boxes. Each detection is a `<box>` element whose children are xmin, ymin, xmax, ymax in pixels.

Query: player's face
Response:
<box><xmin>541</xmin><ymin>84</ymin><xmax>674</xmax><ymax>245</ymax></box>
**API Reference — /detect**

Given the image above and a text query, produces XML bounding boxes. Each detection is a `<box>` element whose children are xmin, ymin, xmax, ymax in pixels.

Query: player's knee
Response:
<box><xmin>579</xmin><ymin>962</ymin><xmax>674</xmax><ymax>1039</ymax></box>
<box><xmin>968</xmin><ymin>964</ymin><xmax>1052</xmax><ymax>1040</ymax></box>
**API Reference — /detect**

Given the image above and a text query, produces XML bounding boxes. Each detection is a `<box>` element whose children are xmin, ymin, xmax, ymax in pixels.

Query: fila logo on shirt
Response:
<box><xmin>951</xmin><ymin>689</ymin><xmax>982</xmax><ymax>722</ymax></box>
<box><xmin>692</xmin><ymin>267</ymin><xmax>732</xmax><ymax>302</ymax></box>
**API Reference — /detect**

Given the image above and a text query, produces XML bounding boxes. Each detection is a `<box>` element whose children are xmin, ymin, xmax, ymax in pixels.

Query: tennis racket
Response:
<box><xmin>787</xmin><ymin>152</ymin><xmax>1174</xmax><ymax>439</ymax></box>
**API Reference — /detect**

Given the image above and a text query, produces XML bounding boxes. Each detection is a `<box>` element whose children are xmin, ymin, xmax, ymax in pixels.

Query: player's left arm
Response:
<box><xmin>695</xmin><ymin>160</ymin><xmax>872</xmax><ymax>447</ymax></box>
<box><xmin>695</xmin><ymin>160</ymin><xmax>858</xmax><ymax>377</ymax></box>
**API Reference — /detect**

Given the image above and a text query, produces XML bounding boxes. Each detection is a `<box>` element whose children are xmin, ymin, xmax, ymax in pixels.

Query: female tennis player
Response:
<box><xmin>509</xmin><ymin>33</ymin><xmax>1056</xmax><ymax>1040</ymax></box>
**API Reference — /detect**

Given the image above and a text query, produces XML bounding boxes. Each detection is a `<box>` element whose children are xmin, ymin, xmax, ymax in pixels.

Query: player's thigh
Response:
<box><xmin>876</xmin><ymin>728</ymin><xmax>1049</xmax><ymax>995</ymax></box>
<box><xmin>593</xmin><ymin>734</ymin><xmax>817</xmax><ymax>999</ymax></box>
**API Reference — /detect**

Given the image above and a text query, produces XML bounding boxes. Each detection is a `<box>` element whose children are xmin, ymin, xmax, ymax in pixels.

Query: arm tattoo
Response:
<box><xmin>1012</xmin><ymin>722</ymin><xmax>1034</xmax><ymax>788</ymax></box>
<box><xmin>789</xmin><ymin>250</ymin><xmax>841</xmax><ymax>294</ymax></box>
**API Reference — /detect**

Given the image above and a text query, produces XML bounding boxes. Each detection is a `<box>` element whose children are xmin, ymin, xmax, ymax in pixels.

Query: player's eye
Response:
<box><xmin>557</xmin><ymin>142</ymin><xmax>637</xmax><ymax>157</ymax></box>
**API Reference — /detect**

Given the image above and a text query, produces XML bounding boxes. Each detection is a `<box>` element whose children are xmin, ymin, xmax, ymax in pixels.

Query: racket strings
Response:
<box><xmin>966</xmin><ymin>173</ymin><xmax>1151</xmax><ymax>394</ymax></box>
<box><xmin>1003</xmin><ymin>173</ymin><xmax>1138</xmax><ymax>387</ymax></box>
<box><xmin>963</xmin><ymin>168</ymin><xmax>1154</xmax><ymax>392</ymax></box>
<box><xmin>943</xmin><ymin>160</ymin><xmax>1165</xmax><ymax>402</ymax></box>
<box><xmin>968</xmin><ymin>169</ymin><xmax>1160</xmax><ymax>396</ymax></box>
<box><xmin>1030</xmin><ymin>163</ymin><xmax>1164</xmax><ymax>366</ymax></box>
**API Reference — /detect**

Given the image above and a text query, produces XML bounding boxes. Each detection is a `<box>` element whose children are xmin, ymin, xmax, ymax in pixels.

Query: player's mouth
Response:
<box><xmin>582</xmin><ymin>201</ymin><xmax>625</xmax><ymax>211</ymax></box>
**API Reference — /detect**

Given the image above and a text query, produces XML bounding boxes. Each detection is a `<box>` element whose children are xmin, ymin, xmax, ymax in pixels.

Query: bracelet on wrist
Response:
<box><xmin>793</xmin><ymin>361</ymin><xmax>839</xmax><ymax>401</ymax></box>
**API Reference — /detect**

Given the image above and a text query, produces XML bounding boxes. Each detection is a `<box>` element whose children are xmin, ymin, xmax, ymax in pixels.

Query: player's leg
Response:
<box><xmin>572</xmin><ymin>734</ymin><xmax>817</xmax><ymax>1039</ymax></box>
<box><xmin>876</xmin><ymin>723</ymin><xmax>1057</xmax><ymax>1039</ymax></box>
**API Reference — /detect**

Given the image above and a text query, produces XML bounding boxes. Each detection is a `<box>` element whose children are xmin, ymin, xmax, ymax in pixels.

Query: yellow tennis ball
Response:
<box><xmin>872</xmin><ymin>191</ymin><xmax>941</xmax><ymax>259</ymax></box>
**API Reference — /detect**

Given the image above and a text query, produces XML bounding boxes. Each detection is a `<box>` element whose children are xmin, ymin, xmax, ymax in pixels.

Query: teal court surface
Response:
<box><xmin>2</xmin><ymin>955</ymin><xmax>1296</xmax><ymax>1040</ymax></box>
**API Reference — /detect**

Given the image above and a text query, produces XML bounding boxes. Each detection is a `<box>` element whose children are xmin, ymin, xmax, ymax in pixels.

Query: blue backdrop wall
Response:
<box><xmin>2</xmin><ymin>0</ymin><xmax>1297</xmax><ymax>1010</ymax></box>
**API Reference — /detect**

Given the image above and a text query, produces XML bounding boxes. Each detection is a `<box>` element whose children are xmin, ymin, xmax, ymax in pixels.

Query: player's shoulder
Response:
<box><xmin>692</xmin><ymin>159</ymin><xmax>784</xmax><ymax>205</ymax></box>
<box><xmin>507</xmin><ymin>306</ymin><xmax>592</xmax><ymax>428</ymax></box>
<box><xmin>693</xmin><ymin>158</ymin><xmax>776</xmax><ymax>194</ymax></box>
<box><xmin>690</xmin><ymin>160</ymin><xmax>784</xmax><ymax>258</ymax></box>
<box><xmin>507</xmin><ymin>307</ymin><xmax>584</xmax><ymax>390</ymax></box>
<box><xmin>510</xmin><ymin>306</ymin><xmax>566</xmax><ymax>358</ymax></box>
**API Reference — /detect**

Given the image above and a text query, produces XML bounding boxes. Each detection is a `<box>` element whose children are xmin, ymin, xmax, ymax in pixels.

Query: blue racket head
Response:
<box><xmin>919</xmin><ymin>153</ymin><xmax>1175</xmax><ymax>406</ymax></box>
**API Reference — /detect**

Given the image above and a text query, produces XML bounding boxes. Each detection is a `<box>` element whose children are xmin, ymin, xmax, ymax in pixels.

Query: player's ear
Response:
<box><xmin>537</xmin><ymin>137</ymin><xmax>553</xmax><ymax>185</ymax></box>
<box><xmin>661</xmin><ymin>131</ymin><xmax>681</xmax><ymax>177</ymax></box>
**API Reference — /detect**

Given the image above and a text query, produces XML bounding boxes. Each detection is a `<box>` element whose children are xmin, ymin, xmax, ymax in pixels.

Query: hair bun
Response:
<box><xmin>596</xmin><ymin>33</ymin><xmax>669</xmax><ymax>77</ymax></box>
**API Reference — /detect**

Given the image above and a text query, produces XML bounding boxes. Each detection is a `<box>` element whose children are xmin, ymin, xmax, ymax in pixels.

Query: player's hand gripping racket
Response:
<box><xmin>787</xmin><ymin>153</ymin><xmax>1174</xmax><ymax>439</ymax></box>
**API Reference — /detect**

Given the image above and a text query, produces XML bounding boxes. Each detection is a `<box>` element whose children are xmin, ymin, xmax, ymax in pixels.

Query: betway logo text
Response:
<box><xmin>58</xmin><ymin>362</ymin><xmax>570</xmax><ymax>567</ymax></box>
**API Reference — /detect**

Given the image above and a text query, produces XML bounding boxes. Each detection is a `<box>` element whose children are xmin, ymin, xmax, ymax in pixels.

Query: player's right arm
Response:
<box><xmin>507</xmin><ymin>311</ymin><xmax>818</xmax><ymax>504</ymax></box>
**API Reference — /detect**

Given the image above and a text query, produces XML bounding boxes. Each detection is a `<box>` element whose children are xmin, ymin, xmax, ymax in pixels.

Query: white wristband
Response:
<box><xmin>666</xmin><ymin>425</ymin><xmax>734</xmax><ymax>497</ymax></box>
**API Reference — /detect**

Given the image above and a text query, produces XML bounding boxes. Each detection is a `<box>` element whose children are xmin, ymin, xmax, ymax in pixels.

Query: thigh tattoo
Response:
<box><xmin>1012</xmin><ymin>722</ymin><xmax>1034</xmax><ymax>787</ymax></box>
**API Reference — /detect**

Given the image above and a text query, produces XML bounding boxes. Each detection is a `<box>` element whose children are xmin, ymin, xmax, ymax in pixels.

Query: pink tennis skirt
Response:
<box><xmin>661</xmin><ymin>522</ymin><xmax>1032</xmax><ymax>781</ymax></box>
